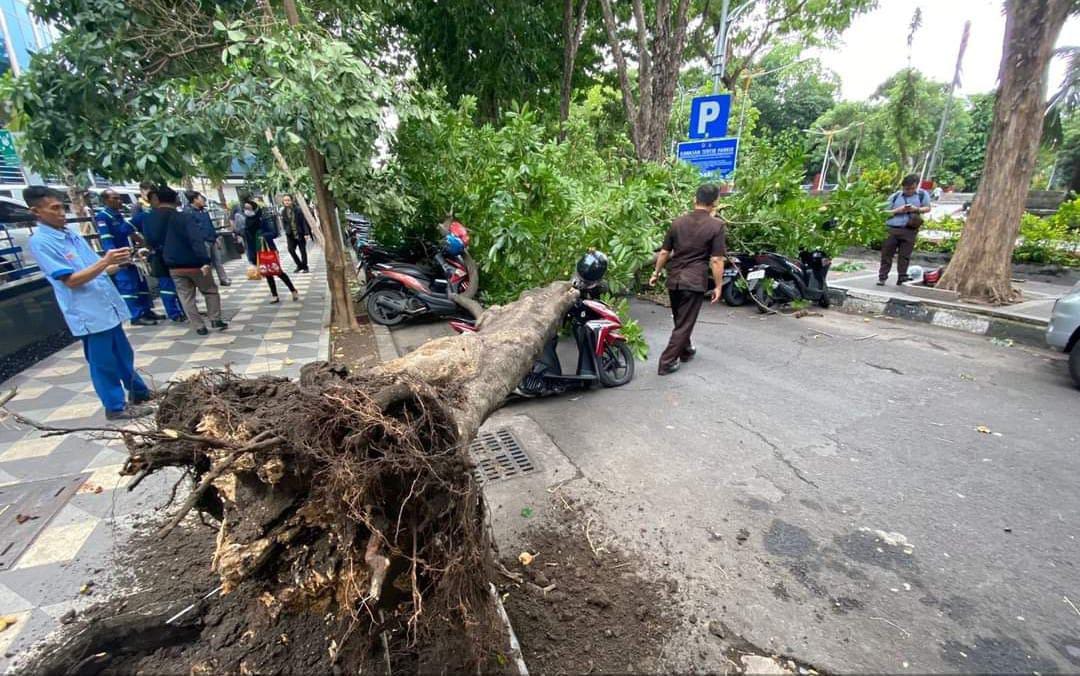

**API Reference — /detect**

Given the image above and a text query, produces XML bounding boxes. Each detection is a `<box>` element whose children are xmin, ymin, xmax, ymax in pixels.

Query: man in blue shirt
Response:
<box><xmin>132</xmin><ymin>182</ymin><xmax>185</xmax><ymax>322</ymax></box>
<box><xmin>879</xmin><ymin>174</ymin><xmax>931</xmax><ymax>286</ymax></box>
<box><xmin>95</xmin><ymin>189</ymin><xmax>162</xmax><ymax>326</ymax></box>
<box><xmin>184</xmin><ymin>191</ymin><xmax>230</xmax><ymax>286</ymax></box>
<box><xmin>25</xmin><ymin>186</ymin><xmax>152</xmax><ymax>421</ymax></box>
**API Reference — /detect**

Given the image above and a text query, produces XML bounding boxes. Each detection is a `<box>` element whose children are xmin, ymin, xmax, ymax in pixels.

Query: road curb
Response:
<box><xmin>828</xmin><ymin>287</ymin><xmax>1049</xmax><ymax>346</ymax></box>
<box><xmin>371</xmin><ymin>324</ymin><xmax>400</xmax><ymax>362</ymax></box>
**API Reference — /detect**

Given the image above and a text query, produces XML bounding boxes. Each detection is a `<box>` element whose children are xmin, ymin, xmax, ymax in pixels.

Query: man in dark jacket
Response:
<box><xmin>279</xmin><ymin>194</ymin><xmax>311</xmax><ymax>273</ymax></box>
<box><xmin>185</xmin><ymin>191</ymin><xmax>230</xmax><ymax>286</ymax></box>
<box><xmin>649</xmin><ymin>183</ymin><xmax>727</xmax><ymax>376</ymax></box>
<box><xmin>144</xmin><ymin>186</ymin><xmax>227</xmax><ymax>336</ymax></box>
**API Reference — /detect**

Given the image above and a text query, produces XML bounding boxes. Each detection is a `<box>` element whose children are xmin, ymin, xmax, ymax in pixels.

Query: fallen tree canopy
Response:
<box><xmin>33</xmin><ymin>281</ymin><xmax>577</xmax><ymax>675</ymax></box>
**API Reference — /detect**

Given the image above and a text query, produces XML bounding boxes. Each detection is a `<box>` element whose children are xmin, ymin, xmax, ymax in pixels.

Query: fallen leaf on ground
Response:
<box><xmin>79</xmin><ymin>581</ymin><xmax>95</xmax><ymax>595</ymax></box>
<box><xmin>520</xmin><ymin>507</ymin><xmax>534</xmax><ymax>518</ymax></box>
<box><xmin>14</xmin><ymin>514</ymin><xmax>37</xmax><ymax>524</ymax></box>
<box><xmin>518</xmin><ymin>552</ymin><xmax>535</xmax><ymax>566</ymax></box>
<box><xmin>0</xmin><ymin>616</ymin><xmax>17</xmax><ymax>632</ymax></box>
<box><xmin>975</xmin><ymin>426</ymin><xmax>992</xmax><ymax>434</ymax></box>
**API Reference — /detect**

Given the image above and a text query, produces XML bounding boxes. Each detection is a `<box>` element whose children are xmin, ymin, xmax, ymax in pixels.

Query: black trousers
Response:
<box><xmin>659</xmin><ymin>289</ymin><xmax>704</xmax><ymax>370</ymax></box>
<box><xmin>286</xmin><ymin>233</ymin><xmax>308</xmax><ymax>270</ymax></box>
<box><xmin>265</xmin><ymin>270</ymin><xmax>297</xmax><ymax>297</ymax></box>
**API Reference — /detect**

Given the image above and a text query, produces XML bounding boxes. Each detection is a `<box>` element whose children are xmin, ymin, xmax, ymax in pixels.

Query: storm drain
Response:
<box><xmin>469</xmin><ymin>428</ymin><xmax>535</xmax><ymax>484</ymax></box>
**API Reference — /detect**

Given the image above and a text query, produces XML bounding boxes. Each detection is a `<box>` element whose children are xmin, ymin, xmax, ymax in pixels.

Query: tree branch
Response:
<box><xmin>598</xmin><ymin>0</ymin><xmax>643</xmax><ymax>154</ymax></box>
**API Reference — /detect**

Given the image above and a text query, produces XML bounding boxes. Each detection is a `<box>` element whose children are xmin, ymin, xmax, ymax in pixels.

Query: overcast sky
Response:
<box><xmin>811</xmin><ymin>0</ymin><xmax>1080</xmax><ymax>101</ymax></box>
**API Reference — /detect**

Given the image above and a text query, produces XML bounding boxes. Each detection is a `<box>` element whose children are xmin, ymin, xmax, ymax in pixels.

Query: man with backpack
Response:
<box><xmin>879</xmin><ymin>174</ymin><xmax>931</xmax><ymax>286</ymax></box>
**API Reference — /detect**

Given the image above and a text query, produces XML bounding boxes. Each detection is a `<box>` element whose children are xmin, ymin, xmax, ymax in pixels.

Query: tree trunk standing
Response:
<box><xmin>558</xmin><ymin>0</ymin><xmax>590</xmax><ymax>141</ymax></box>
<box><xmin>597</xmin><ymin>0</ymin><xmax>691</xmax><ymax>162</ymax></box>
<box><xmin>280</xmin><ymin>0</ymin><xmax>358</xmax><ymax>329</ymax></box>
<box><xmin>938</xmin><ymin>0</ymin><xmax>1072</xmax><ymax>303</ymax></box>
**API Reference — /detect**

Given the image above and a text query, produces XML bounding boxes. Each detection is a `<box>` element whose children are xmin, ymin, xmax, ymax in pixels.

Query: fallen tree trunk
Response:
<box><xmin>41</xmin><ymin>281</ymin><xmax>577</xmax><ymax>674</ymax></box>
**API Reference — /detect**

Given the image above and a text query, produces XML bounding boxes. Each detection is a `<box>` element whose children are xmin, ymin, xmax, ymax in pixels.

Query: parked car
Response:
<box><xmin>1046</xmin><ymin>281</ymin><xmax>1080</xmax><ymax>388</ymax></box>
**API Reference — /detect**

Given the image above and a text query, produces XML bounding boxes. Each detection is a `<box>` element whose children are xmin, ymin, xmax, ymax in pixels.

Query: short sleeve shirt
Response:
<box><xmin>28</xmin><ymin>223</ymin><xmax>130</xmax><ymax>336</ymax></box>
<box><xmin>885</xmin><ymin>189</ymin><xmax>931</xmax><ymax>228</ymax></box>
<box><xmin>661</xmin><ymin>209</ymin><xmax>727</xmax><ymax>291</ymax></box>
<box><xmin>94</xmin><ymin>208</ymin><xmax>137</xmax><ymax>251</ymax></box>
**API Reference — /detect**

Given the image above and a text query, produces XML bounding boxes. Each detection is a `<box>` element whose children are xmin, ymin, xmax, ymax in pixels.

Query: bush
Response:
<box><xmin>915</xmin><ymin>215</ymin><xmax>963</xmax><ymax>255</ymax></box>
<box><xmin>1015</xmin><ymin>213</ymin><xmax>1080</xmax><ymax>267</ymax></box>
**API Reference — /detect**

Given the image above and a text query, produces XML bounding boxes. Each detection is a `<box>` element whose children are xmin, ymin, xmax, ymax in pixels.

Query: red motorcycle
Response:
<box><xmin>360</xmin><ymin>226</ymin><xmax>472</xmax><ymax>326</ymax></box>
<box><xmin>450</xmin><ymin>253</ymin><xmax>634</xmax><ymax>398</ymax></box>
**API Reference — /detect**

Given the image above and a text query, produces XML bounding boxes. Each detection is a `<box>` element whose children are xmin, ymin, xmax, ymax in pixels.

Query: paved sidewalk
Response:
<box><xmin>0</xmin><ymin>245</ymin><xmax>329</xmax><ymax>672</ymax></box>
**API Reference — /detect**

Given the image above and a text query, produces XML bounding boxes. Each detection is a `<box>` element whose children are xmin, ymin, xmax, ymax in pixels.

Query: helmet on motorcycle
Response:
<box><xmin>906</xmin><ymin>265</ymin><xmax>924</xmax><ymax>283</ymax></box>
<box><xmin>576</xmin><ymin>250</ymin><xmax>608</xmax><ymax>282</ymax></box>
<box><xmin>448</xmin><ymin>221</ymin><xmax>470</xmax><ymax>246</ymax></box>
<box><xmin>443</xmin><ymin>233</ymin><xmax>466</xmax><ymax>256</ymax></box>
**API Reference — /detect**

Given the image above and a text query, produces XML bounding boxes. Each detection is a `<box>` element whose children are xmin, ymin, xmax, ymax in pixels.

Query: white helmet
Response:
<box><xmin>906</xmin><ymin>265</ymin><xmax>924</xmax><ymax>283</ymax></box>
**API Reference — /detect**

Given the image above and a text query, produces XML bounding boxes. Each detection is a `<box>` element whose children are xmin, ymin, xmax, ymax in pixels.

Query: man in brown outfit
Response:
<box><xmin>649</xmin><ymin>184</ymin><xmax>727</xmax><ymax>376</ymax></box>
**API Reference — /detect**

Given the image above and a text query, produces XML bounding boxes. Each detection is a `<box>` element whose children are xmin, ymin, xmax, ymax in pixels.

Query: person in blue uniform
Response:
<box><xmin>25</xmin><ymin>186</ymin><xmax>153</xmax><ymax>421</ymax></box>
<box><xmin>132</xmin><ymin>182</ymin><xmax>185</xmax><ymax>321</ymax></box>
<box><xmin>95</xmin><ymin>189</ymin><xmax>161</xmax><ymax>326</ymax></box>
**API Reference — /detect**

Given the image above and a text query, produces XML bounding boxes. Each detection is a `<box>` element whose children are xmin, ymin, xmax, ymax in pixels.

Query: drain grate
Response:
<box><xmin>469</xmin><ymin>428</ymin><xmax>535</xmax><ymax>484</ymax></box>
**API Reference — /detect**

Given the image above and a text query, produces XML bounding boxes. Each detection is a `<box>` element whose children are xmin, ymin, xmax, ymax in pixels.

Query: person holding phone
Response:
<box><xmin>25</xmin><ymin>186</ymin><xmax>153</xmax><ymax>420</ymax></box>
<box><xmin>879</xmin><ymin>174</ymin><xmax>931</xmax><ymax>286</ymax></box>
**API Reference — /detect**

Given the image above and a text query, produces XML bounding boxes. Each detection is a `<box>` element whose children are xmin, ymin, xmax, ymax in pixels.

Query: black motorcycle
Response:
<box><xmin>712</xmin><ymin>252</ymin><xmax>759</xmax><ymax>307</ymax></box>
<box><xmin>745</xmin><ymin>219</ymin><xmax>837</xmax><ymax>313</ymax></box>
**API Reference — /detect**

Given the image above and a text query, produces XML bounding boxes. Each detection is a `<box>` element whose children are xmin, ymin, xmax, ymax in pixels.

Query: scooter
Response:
<box><xmin>713</xmin><ymin>252</ymin><xmax>759</xmax><ymax>307</ymax></box>
<box><xmin>360</xmin><ymin>249</ymin><xmax>472</xmax><ymax>326</ymax></box>
<box><xmin>355</xmin><ymin>239</ymin><xmax>435</xmax><ymax>280</ymax></box>
<box><xmin>449</xmin><ymin>279</ymin><xmax>635</xmax><ymax>398</ymax></box>
<box><xmin>745</xmin><ymin>219</ymin><xmax>837</xmax><ymax>313</ymax></box>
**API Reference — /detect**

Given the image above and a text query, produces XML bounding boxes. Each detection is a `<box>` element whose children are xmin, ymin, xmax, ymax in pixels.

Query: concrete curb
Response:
<box><xmin>371</xmin><ymin>324</ymin><xmax>399</xmax><ymax>362</ymax></box>
<box><xmin>827</xmin><ymin>287</ymin><xmax>1049</xmax><ymax>346</ymax></box>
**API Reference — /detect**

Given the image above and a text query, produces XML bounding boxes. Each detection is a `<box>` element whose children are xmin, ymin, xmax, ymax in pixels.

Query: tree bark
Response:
<box><xmin>937</xmin><ymin>0</ymin><xmax>1072</xmax><ymax>303</ymax></box>
<box><xmin>280</xmin><ymin>0</ymin><xmax>358</xmax><ymax>329</ymax></box>
<box><xmin>597</xmin><ymin>0</ymin><xmax>691</xmax><ymax>161</ymax></box>
<box><xmin>558</xmin><ymin>0</ymin><xmax>590</xmax><ymax>140</ymax></box>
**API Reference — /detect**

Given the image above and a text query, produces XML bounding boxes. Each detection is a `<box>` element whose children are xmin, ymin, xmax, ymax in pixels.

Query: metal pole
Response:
<box><xmin>712</xmin><ymin>0</ymin><xmax>730</xmax><ymax>93</ymax></box>
<box><xmin>819</xmin><ymin>133</ymin><xmax>833</xmax><ymax>191</ymax></box>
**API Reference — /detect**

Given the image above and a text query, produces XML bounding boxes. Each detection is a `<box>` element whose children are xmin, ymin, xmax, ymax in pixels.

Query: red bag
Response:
<box><xmin>257</xmin><ymin>241</ymin><xmax>282</xmax><ymax>277</ymax></box>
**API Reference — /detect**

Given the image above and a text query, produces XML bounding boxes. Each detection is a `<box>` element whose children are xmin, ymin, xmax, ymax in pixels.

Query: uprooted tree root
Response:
<box><xmin>53</xmin><ymin>365</ymin><xmax>503</xmax><ymax>673</ymax></box>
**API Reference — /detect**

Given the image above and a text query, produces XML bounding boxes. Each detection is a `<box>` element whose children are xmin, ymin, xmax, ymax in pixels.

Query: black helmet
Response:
<box><xmin>576</xmin><ymin>250</ymin><xmax>608</xmax><ymax>282</ymax></box>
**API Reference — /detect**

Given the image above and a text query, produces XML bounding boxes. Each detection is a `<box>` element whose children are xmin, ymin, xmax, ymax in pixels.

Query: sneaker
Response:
<box><xmin>300</xmin><ymin>267</ymin><xmax>310</xmax><ymax>273</ymax></box>
<box><xmin>897</xmin><ymin>276</ymin><xmax>911</xmax><ymax>285</ymax></box>
<box><xmin>294</xmin><ymin>266</ymin><xmax>304</xmax><ymax>273</ymax></box>
<box><xmin>658</xmin><ymin>361</ymin><xmax>681</xmax><ymax>376</ymax></box>
<box><xmin>147</xmin><ymin>311</ymin><xmax>166</xmax><ymax>321</ymax></box>
<box><xmin>291</xmin><ymin>291</ymin><xmax>300</xmax><ymax>302</ymax></box>
<box><xmin>171</xmin><ymin>315</ymin><xmax>187</xmax><ymax>322</ymax></box>
<box><xmin>219</xmin><ymin>280</ymin><xmax>232</xmax><ymax>287</ymax></box>
<box><xmin>211</xmin><ymin>320</ymin><xmax>229</xmax><ymax>331</ymax></box>
<box><xmin>130</xmin><ymin>390</ymin><xmax>154</xmax><ymax>404</ymax></box>
<box><xmin>106</xmin><ymin>405</ymin><xmax>153</xmax><ymax>421</ymax></box>
<box><xmin>196</xmin><ymin>327</ymin><xmax>209</xmax><ymax>336</ymax></box>
<box><xmin>875</xmin><ymin>279</ymin><xmax>886</xmax><ymax>286</ymax></box>
<box><xmin>131</xmin><ymin>317</ymin><xmax>158</xmax><ymax>327</ymax></box>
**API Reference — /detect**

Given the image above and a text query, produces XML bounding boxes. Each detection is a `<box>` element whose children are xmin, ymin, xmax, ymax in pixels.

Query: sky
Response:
<box><xmin>812</xmin><ymin>0</ymin><xmax>1080</xmax><ymax>101</ymax></box>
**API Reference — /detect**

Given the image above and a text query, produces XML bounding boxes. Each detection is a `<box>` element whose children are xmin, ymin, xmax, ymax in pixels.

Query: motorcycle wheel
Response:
<box><xmin>817</xmin><ymin>289</ymin><xmax>832</xmax><ymax>309</ymax></box>
<box><xmin>752</xmin><ymin>283</ymin><xmax>776</xmax><ymax>314</ymax></box>
<box><xmin>597</xmin><ymin>341</ymin><xmax>635</xmax><ymax>387</ymax></box>
<box><xmin>366</xmin><ymin>288</ymin><xmax>408</xmax><ymax>326</ymax></box>
<box><xmin>722</xmin><ymin>279</ymin><xmax>749</xmax><ymax>306</ymax></box>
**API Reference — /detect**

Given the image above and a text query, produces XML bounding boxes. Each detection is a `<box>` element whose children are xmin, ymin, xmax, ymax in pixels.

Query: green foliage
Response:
<box><xmin>1016</xmin><ymin>213</ymin><xmax>1080</xmax><ymax>267</ymax></box>
<box><xmin>602</xmin><ymin>295</ymin><xmax>647</xmax><ymax>361</ymax></box>
<box><xmin>1053</xmin><ymin>196</ymin><xmax>1080</xmax><ymax>232</ymax></box>
<box><xmin>721</xmin><ymin>135</ymin><xmax>882</xmax><ymax>257</ymax></box>
<box><xmin>750</xmin><ymin>45</ymin><xmax>839</xmax><ymax>137</ymax></box>
<box><xmin>915</xmin><ymin>215</ymin><xmax>963</xmax><ymax>255</ymax></box>
<box><xmin>377</xmin><ymin>96</ymin><xmax>698</xmax><ymax>306</ymax></box>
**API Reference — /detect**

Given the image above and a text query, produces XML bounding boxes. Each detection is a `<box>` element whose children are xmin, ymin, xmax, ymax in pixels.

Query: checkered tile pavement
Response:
<box><xmin>0</xmin><ymin>245</ymin><xmax>330</xmax><ymax>671</ymax></box>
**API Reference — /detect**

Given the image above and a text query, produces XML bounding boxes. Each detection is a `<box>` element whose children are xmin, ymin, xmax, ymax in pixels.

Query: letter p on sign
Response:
<box><xmin>688</xmin><ymin>94</ymin><xmax>732</xmax><ymax>139</ymax></box>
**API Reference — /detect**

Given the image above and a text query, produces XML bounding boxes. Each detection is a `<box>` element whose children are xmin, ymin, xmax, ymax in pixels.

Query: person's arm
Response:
<box><xmin>918</xmin><ymin>191</ymin><xmax>932</xmax><ymax>213</ymax></box>
<box><xmin>708</xmin><ymin>225</ymin><xmax>727</xmax><ymax>303</ymax></box>
<box><xmin>649</xmin><ymin>226</ymin><xmax>676</xmax><ymax>286</ymax></box>
<box><xmin>94</xmin><ymin>214</ymin><xmax>117</xmax><ymax>252</ymax></box>
<box><xmin>62</xmin><ymin>249</ymin><xmax>131</xmax><ymax>288</ymax></box>
<box><xmin>182</xmin><ymin>215</ymin><xmax>213</xmax><ymax>272</ymax></box>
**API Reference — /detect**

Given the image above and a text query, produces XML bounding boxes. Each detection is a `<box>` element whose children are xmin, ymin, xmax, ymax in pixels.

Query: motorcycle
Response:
<box><xmin>712</xmin><ymin>252</ymin><xmax>759</xmax><ymax>307</ymax></box>
<box><xmin>359</xmin><ymin>237</ymin><xmax>473</xmax><ymax>326</ymax></box>
<box><xmin>449</xmin><ymin>276</ymin><xmax>635</xmax><ymax>398</ymax></box>
<box><xmin>356</xmin><ymin>239</ymin><xmax>436</xmax><ymax>280</ymax></box>
<box><xmin>745</xmin><ymin>219</ymin><xmax>837</xmax><ymax>313</ymax></box>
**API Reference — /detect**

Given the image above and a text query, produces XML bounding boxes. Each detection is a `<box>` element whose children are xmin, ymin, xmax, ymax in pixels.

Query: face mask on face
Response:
<box><xmin>244</xmin><ymin>209</ymin><xmax>255</xmax><ymax>217</ymax></box>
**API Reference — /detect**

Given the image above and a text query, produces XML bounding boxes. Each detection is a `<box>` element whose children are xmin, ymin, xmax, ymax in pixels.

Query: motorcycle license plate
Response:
<box><xmin>747</xmin><ymin>269</ymin><xmax>766</xmax><ymax>280</ymax></box>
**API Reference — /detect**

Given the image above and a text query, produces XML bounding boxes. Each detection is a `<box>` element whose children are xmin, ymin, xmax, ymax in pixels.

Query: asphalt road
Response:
<box><xmin>502</xmin><ymin>299</ymin><xmax>1080</xmax><ymax>673</ymax></box>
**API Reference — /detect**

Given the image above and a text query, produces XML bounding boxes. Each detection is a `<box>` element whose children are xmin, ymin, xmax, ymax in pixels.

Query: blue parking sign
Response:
<box><xmin>688</xmin><ymin>94</ymin><xmax>732</xmax><ymax>139</ymax></box>
<box><xmin>677</xmin><ymin>138</ymin><xmax>739</xmax><ymax>178</ymax></box>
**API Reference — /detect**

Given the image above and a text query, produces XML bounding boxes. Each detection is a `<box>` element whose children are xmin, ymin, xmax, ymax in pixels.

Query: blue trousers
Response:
<box><xmin>112</xmin><ymin>266</ymin><xmax>153</xmax><ymax>320</ymax></box>
<box><xmin>156</xmin><ymin>276</ymin><xmax>185</xmax><ymax>320</ymax></box>
<box><xmin>81</xmin><ymin>325</ymin><xmax>149</xmax><ymax>413</ymax></box>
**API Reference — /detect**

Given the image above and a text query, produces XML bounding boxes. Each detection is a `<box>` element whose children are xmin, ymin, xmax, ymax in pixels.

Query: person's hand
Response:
<box><xmin>649</xmin><ymin>271</ymin><xmax>660</xmax><ymax>287</ymax></box>
<box><xmin>710</xmin><ymin>287</ymin><xmax>722</xmax><ymax>304</ymax></box>
<box><xmin>201</xmin><ymin>264</ymin><xmax>212</xmax><ymax>275</ymax></box>
<box><xmin>103</xmin><ymin>247</ymin><xmax>132</xmax><ymax>265</ymax></box>
<box><xmin>105</xmin><ymin>264</ymin><xmax>120</xmax><ymax>275</ymax></box>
